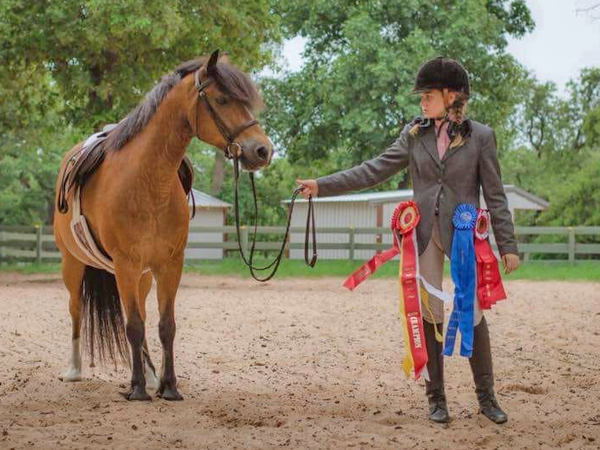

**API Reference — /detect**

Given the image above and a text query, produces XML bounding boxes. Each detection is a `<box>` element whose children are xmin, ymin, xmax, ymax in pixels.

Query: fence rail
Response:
<box><xmin>1</xmin><ymin>225</ymin><xmax>599</xmax><ymax>264</ymax></box>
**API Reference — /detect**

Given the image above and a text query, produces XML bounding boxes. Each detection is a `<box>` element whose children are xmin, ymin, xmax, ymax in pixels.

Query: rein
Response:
<box><xmin>194</xmin><ymin>69</ymin><xmax>317</xmax><ymax>282</ymax></box>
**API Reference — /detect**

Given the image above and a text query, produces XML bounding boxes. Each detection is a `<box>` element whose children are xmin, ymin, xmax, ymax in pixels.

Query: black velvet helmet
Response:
<box><xmin>412</xmin><ymin>56</ymin><xmax>470</xmax><ymax>96</ymax></box>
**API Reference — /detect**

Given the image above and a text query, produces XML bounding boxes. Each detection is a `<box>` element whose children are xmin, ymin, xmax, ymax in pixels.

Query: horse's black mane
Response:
<box><xmin>58</xmin><ymin>56</ymin><xmax>261</xmax><ymax>215</ymax></box>
<box><xmin>103</xmin><ymin>57</ymin><xmax>263</xmax><ymax>151</ymax></box>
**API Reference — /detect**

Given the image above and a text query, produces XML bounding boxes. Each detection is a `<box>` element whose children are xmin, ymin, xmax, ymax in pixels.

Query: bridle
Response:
<box><xmin>194</xmin><ymin>69</ymin><xmax>317</xmax><ymax>282</ymax></box>
<box><xmin>194</xmin><ymin>70</ymin><xmax>258</xmax><ymax>160</ymax></box>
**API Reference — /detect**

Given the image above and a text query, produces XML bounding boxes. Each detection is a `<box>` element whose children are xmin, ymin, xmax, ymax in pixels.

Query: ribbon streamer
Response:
<box><xmin>343</xmin><ymin>210</ymin><xmax>451</xmax><ymax>304</ymax></box>
<box><xmin>394</xmin><ymin>202</ymin><xmax>428</xmax><ymax>379</ymax></box>
<box><xmin>443</xmin><ymin>203</ymin><xmax>477</xmax><ymax>358</ymax></box>
<box><xmin>474</xmin><ymin>209</ymin><xmax>507</xmax><ymax>309</ymax></box>
<box><xmin>342</xmin><ymin>247</ymin><xmax>399</xmax><ymax>290</ymax></box>
<box><xmin>343</xmin><ymin>201</ymin><xmax>449</xmax><ymax>380</ymax></box>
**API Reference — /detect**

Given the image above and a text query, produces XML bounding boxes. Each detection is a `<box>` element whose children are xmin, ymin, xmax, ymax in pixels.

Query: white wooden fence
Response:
<box><xmin>1</xmin><ymin>225</ymin><xmax>599</xmax><ymax>264</ymax></box>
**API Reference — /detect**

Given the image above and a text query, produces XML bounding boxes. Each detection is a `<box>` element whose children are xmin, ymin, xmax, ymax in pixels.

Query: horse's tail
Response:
<box><xmin>80</xmin><ymin>265</ymin><xmax>129</xmax><ymax>366</ymax></box>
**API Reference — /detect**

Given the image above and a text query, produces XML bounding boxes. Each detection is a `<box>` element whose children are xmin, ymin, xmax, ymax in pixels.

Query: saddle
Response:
<box><xmin>57</xmin><ymin>123</ymin><xmax>196</xmax><ymax>273</ymax></box>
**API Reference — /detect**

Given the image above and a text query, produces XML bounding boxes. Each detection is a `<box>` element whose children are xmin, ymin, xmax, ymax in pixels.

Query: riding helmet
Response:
<box><xmin>412</xmin><ymin>56</ymin><xmax>470</xmax><ymax>96</ymax></box>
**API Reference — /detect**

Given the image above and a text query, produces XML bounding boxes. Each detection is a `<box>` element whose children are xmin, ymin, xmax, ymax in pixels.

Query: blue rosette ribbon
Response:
<box><xmin>443</xmin><ymin>203</ymin><xmax>477</xmax><ymax>357</ymax></box>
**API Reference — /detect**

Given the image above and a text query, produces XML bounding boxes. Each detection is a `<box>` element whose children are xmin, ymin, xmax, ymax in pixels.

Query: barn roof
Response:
<box><xmin>189</xmin><ymin>189</ymin><xmax>232</xmax><ymax>209</ymax></box>
<box><xmin>503</xmin><ymin>185</ymin><xmax>549</xmax><ymax>209</ymax></box>
<box><xmin>282</xmin><ymin>185</ymin><xmax>549</xmax><ymax>209</ymax></box>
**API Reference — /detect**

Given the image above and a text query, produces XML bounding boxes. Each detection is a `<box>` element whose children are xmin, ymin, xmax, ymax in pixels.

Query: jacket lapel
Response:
<box><xmin>419</xmin><ymin>126</ymin><xmax>441</xmax><ymax>167</ymax></box>
<box><xmin>441</xmin><ymin>136</ymin><xmax>470</xmax><ymax>163</ymax></box>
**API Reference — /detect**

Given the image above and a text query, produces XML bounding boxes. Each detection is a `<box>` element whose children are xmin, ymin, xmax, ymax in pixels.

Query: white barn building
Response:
<box><xmin>282</xmin><ymin>185</ymin><xmax>549</xmax><ymax>260</ymax></box>
<box><xmin>185</xmin><ymin>189</ymin><xmax>231</xmax><ymax>260</ymax></box>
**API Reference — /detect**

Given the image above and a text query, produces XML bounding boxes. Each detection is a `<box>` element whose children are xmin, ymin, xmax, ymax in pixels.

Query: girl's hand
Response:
<box><xmin>501</xmin><ymin>253</ymin><xmax>520</xmax><ymax>275</ymax></box>
<box><xmin>295</xmin><ymin>179</ymin><xmax>319</xmax><ymax>199</ymax></box>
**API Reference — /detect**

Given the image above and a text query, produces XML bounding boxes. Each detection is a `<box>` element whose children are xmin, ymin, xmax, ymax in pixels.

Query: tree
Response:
<box><xmin>261</xmin><ymin>0</ymin><xmax>534</xmax><ymax>193</ymax></box>
<box><xmin>0</xmin><ymin>0</ymin><xmax>281</xmax><ymax>129</ymax></box>
<box><xmin>500</xmin><ymin>68</ymin><xmax>600</xmax><ymax>227</ymax></box>
<box><xmin>538</xmin><ymin>151</ymin><xmax>600</xmax><ymax>227</ymax></box>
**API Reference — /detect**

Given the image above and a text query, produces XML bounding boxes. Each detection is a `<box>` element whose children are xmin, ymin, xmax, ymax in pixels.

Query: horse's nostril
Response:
<box><xmin>255</xmin><ymin>146</ymin><xmax>269</xmax><ymax>161</ymax></box>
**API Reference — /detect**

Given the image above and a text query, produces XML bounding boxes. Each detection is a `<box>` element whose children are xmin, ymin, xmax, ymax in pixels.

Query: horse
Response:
<box><xmin>53</xmin><ymin>50</ymin><xmax>273</xmax><ymax>401</ymax></box>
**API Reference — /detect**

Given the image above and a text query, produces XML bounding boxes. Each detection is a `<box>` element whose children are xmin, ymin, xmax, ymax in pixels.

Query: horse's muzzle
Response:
<box><xmin>241</xmin><ymin>141</ymin><xmax>273</xmax><ymax>171</ymax></box>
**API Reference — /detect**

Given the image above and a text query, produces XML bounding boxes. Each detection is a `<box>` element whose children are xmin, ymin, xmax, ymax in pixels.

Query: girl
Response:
<box><xmin>296</xmin><ymin>56</ymin><xmax>519</xmax><ymax>424</ymax></box>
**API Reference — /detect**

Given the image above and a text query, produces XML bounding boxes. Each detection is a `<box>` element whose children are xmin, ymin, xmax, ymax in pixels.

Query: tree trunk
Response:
<box><xmin>396</xmin><ymin>171</ymin><xmax>411</xmax><ymax>189</ymax></box>
<box><xmin>210</xmin><ymin>149</ymin><xmax>226</xmax><ymax>196</ymax></box>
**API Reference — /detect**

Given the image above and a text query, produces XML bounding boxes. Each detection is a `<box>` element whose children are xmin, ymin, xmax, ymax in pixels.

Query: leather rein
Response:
<box><xmin>194</xmin><ymin>70</ymin><xmax>317</xmax><ymax>282</ymax></box>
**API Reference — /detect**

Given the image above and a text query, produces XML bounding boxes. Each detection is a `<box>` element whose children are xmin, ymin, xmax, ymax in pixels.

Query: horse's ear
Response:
<box><xmin>218</xmin><ymin>51</ymin><xmax>230</xmax><ymax>65</ymax></box>
<box><xmin>207</xmin><ymin>49</ymin><xmax>220</xmax><ymax>75</ymax></box>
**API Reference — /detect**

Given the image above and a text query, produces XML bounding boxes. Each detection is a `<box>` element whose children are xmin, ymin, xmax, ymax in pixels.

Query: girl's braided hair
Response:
<box><xmin>409</xmin><ymin>90</ymin><xmax>470</xmax><ymax>148</ymax></box>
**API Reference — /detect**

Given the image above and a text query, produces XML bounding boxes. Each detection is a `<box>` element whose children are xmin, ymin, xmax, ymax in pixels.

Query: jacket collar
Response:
<box><xmin>410</xmin><ymin>115</ymin><xmax>473</xmax><ymax>165</ymax></box>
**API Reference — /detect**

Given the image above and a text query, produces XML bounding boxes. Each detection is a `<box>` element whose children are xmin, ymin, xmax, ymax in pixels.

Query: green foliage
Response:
<box><xmin>0</xmin><ymin>0</ymin><xmax>598</xmax><ymax>234</ymax></box>
<box><xmin>539</xmin><ymin>151</ymin><xmax>600</xmax><ymax>226</ymax></box>
<box><xmin>500</xmin><ymin>68</ymin><xmax>600</xmax><ymax>228</ymax></box>
<box><xmin>262</xmin><ymin>0</ymin><xmax>533</xmax><ymax>184</ymax></box>
<box><xmin>0</xmin><ymin>119</ymin><xmax>82</xmax><ymax>225</ymax></box>
<box><xmin>0</xmin><ymin>0</ymin><xmax>281</xmax><ymax>129</ymax></box>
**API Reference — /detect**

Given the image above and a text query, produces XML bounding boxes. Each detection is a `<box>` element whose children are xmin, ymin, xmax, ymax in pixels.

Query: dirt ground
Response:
<box><xmin>0</xmin><ymin>272</ymin><xmax>599</xmax><ymax>450</ymax></box>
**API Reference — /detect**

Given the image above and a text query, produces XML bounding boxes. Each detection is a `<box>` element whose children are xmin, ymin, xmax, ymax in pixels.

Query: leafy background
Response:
<box><xmin>1</xmin><ymin>0</ymin><xmax>598</xmax><ymax>236</ymax></box>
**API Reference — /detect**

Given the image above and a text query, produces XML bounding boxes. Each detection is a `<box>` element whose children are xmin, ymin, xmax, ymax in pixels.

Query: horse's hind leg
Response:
<box><xmin>153</xmin><ymin>255</ymin><xmax>184</xmax><ymax>401</ymax></box>
<box><xmin>59</xmin><ymin>251</ymin><xmax>85</xmax><ymax>382</ymax></box>
<box><xmin>139</xmin><ymin>272</ymin><xmax>159</xmax><ymax>390</ymax></box>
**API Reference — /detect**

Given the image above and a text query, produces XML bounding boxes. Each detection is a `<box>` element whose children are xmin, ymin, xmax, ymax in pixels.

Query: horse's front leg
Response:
<box><xmin>153</xmin><ymin>254</ymin><xmax>184</xmax><ymax>401</ymax></box>
<box><xmin>139</xmin><ymin>271</ymin><xmax>159</xmax><ymax>391</ymax></box>
<box><xmin>114</xmin><ymin>262</ymin><xmax>151</xmax><ymax>401</ymax></box>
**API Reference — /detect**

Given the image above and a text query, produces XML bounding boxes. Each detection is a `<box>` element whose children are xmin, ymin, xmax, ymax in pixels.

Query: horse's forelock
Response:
<box><xmin>212</xmin><ymin>63</ymin><xmax>263</xmax><ymax>111</ymax></box>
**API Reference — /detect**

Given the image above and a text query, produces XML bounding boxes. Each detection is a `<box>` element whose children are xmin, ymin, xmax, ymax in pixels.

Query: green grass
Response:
<box><xmin>184</xmin><ymin>258</ymin><xmax>600</xmax><ymax>282</ymax></box>
<box><xmin>500</xmin><ymin>260</ymin><xmax>600</xmax><ymax>282</ymax></box>
<box><xmin>1</xmin><ymin>259</ymin><xmax>599</xmax><ymax>282</ymax></box>
<box><xmin>0</xmin><ymin>262</ymin><xmax>62</xmax><ymax>274</ymax></box>
<box><xmin>185</xmin><ymin>258</ymin><xmax>401</xmax><ymax>278</ymax></box>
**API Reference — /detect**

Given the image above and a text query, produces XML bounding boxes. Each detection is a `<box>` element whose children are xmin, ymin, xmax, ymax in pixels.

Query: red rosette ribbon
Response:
<box><xmin>474</xmin><ymin>209</ymin><xmax>507</xmax><ymax>309</ymax></box>
<box><xmin>343</xmin><ymin>201</ymin><xmax>419</xmax><ymax>290</ymax></box>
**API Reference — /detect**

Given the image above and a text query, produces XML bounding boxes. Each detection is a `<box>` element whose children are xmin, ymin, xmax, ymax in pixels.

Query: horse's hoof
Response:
<box><xmin>59</xmin><ymin>369</ymin><xmax>82</xmax><ymax>382</ymax></box>
<box><xmin>121</xmin><ymin>387</ymin><xmax>152</xmax><ymax>401</ymax></box>
<box><xmin>157</xmin><ymin>384</ymin><xmax>183</xmax><ymax>401</ymax></box>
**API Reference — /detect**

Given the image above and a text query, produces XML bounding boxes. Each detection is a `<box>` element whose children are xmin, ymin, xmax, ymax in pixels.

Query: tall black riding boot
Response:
<box><xmin>424</xmin><ymin>320</ymin><xmax>449</xmax><ymax>423</ymax></box>
<box><xmin>469</xmin><ymin>316</ymin><xmax>508</xmax><ymax>424</ymax></box>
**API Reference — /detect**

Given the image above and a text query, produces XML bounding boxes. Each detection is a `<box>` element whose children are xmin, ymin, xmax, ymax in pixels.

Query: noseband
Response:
<box><xmin>193</xmin><ymin>69</ymin><xmax>317</xmax><ymax>282</ymax></box>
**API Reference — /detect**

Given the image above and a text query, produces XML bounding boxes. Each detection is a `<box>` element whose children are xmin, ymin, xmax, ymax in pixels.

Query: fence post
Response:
<box><xmin>349</xmin><ymin>227</ymin><xmax>355</xmax><ymax>261</ymax></box>
<box><xmin>568</xmin><ymin>227</ymin><xmax>575</xmax><ymax>265</ymax></box>
<box><xmin>240</xmin><ymin>226</ymin><xmax>249</xmax><ymax>258</ymax></box>
<box><xmin>35</xmin><ymin>225</ymin><xmax>43</xmax><ymax>264</ymax></box>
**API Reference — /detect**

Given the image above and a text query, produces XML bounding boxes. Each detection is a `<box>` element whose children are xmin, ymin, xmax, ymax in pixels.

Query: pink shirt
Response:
<box><xmin>434</xmin><ymin>120</ymin><xmax>450</xmax><ymax>160</ymax></box>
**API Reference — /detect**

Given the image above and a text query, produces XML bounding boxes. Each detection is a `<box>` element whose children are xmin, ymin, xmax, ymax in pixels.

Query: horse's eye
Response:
<box><xmin>216</xmin><ymin>97</ymin><xmax>229</xmax><ymax>106</ymax></box>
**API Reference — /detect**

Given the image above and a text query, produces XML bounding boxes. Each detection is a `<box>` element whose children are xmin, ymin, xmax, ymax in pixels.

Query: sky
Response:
<box><xmin>276</xmin><ymin>0</ymin><xmax>600</xmax><ymax>96</ymax></box>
